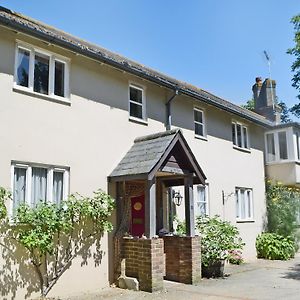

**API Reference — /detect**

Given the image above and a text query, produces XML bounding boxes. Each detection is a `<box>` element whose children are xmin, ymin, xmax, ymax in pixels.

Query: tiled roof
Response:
<box><xmin>110</xmin><ymin>130</ymin><xmax>178</xmax><ymax>178</ymax></box>
<box><xmin>0</xmin><ymin>6</ymin><xmax>273</xmax><ymax>128</ymax></box>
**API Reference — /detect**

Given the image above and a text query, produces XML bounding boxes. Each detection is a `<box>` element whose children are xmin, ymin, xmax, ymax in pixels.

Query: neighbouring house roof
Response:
<box><xmin>0</xmin><ymin>6</ymin><xmax>274</xmax><ymax>128</ymax></box>
<box><xmin>109</xmin><ymin>129</ymin><xmax>206</xmax><ymax>184</ymax></box>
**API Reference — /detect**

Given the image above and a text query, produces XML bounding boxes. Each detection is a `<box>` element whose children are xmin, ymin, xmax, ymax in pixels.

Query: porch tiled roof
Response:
<box><xmin>109</xmin><ymin>130</ymin><xmax>178</xmax><ymax>178</ymax></box>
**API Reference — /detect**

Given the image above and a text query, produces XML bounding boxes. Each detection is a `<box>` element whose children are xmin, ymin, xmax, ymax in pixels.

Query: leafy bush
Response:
<box><xmin>0</xmin><ymin>187</ymin><xmax>10</xmax><ymax>220</ymax></box>
<box><xmin>266</xmin><ymin>180</ymin><xmax>300</xmax><ymax>241</ymax></box>
<box><xmin>173</xmin><ymin>215</ymin><xmax>186</xmax><ymax>235</ymax></box>
<box><xmin>256</xmin><ymin>233</ymin><xmax>295</xmax><ymax>260</ymax></box>
<box><xmin>196</xmin><ymin>216</ymin><xmax>244</xmax><ymax>267</ymax></box>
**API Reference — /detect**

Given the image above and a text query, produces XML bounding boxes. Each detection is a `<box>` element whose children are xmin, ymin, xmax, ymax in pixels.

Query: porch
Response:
<box><xmin>108</xmin><ymin>129</ymin><xmax>206</xmax><ymax>292</ymax></box>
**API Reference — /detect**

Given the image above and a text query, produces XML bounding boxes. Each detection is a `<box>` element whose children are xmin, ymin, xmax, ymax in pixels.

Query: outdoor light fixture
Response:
<box><xmin>172</xmin><ymin>190</ymin><xmax>183</xmax><ymax>206</ymax></box>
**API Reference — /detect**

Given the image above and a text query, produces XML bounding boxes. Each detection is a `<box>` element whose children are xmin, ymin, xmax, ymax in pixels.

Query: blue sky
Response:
<box><xmin>2</xmin><ymin>1</ymin><xmax>299</xmax><ymax>108</ymax></box>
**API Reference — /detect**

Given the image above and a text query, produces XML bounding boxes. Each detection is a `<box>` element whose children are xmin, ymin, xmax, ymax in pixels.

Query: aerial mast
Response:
<box><xmin>263</xmin><ymin>50</ymin><xmax>275</xmax><ymax>111</ymax></box>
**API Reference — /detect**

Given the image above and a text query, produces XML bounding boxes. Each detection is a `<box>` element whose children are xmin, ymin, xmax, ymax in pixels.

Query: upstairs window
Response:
<box><xmin>232</xmin><ymin>122</ymin><xmax>249</xmax><ymax>149</ymax></box>
<box><xmin>236</xmin><ymin>187</ymin><xmax>253</xmax><ymax>221</ymax></box>
<box><xmin>265</xmin><ymin>130</ymin><xmax>290</xmax><ymax>162</ymax></box>
<box><xmin>14</xmin><ymin>43</ymin><xmax>69</xmax><ymax>100</ymax></box>
<box><xmin>129</xmin><ymin>85</ymin><xmax>146</xmax><ymax>121</ymax></box>
<box><xmin>194</xmin><ymin>108</ymin><xmax>205</xmax><ymax>138</ymax></box>
<box><xmin>11</xmin><ymin>162</ymin><xmax>69</xmax><ymax>214</ymax></box>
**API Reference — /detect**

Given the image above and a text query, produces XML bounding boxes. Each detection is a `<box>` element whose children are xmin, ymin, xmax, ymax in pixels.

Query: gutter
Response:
<box><xmin>0</xmin><ymin>10</ymin><xmax>273</xmax><ymax>129</ymax></box>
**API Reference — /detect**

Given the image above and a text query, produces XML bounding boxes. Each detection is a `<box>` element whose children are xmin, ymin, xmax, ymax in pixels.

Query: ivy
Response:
<box><xmin>0</xmin><ymin>187</ymin><xmax>10</xmax><ymax>220</ymax></box>
<box><xmin>0</xmin><ymin>187</ymin><xmax>115</xmax><ymax>297</ymax></box>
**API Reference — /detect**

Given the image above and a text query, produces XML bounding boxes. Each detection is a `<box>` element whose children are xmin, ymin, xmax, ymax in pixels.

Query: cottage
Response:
<box><xmin>0</xmin><ymin>6</ymin><xmax>294</xmax><ymax>299</ymax></box>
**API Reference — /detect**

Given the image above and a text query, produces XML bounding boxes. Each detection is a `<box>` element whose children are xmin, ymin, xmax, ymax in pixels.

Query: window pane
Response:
<box><xmin>130</xmin><ymin>102</ymin><xmax>143</xmax><ymax>119</ymax></box>
<box><xmin>17</xmin><ymin>48</ymin><xmax>30</xmax><ymax>87</ymax></box>
<box><xmin>53</xmin><ymin>171</ymin><xmax>64</xmax><ymax>205</ymax></box>
<box><xmin>13</xmin><ymin>167</ymin><xmax>26</xmax><ymax>212</ymax></box>
<box><xmin>54</xmin><ymin>61</ymin><xmax>65</xmax><ymax>97</ymax></box>
<box><xmin>34</xmin><ymin>53</ymin><xmax>49</xmax><ymax>95</ymax></box>
<box><xmin>266</xmin><ymin>133</ymin><xmax>275</xmax><ymax>161</ymax></box>
<box><xmin>278</xmin><ymin>131</ymin><xmax>288</xmax><ymax>160</ymax></box>
<box><xmin>247</xmin><ymin>190</ymin><xmax>251</xmax><ymax>218</ymax></box>
<box><xmin>194</xmin><ymin>110</ymin><xmax>202</xmax><ymax>123</ymax></box>
<box><xmin>236</xmin><ymin>190</ymin><xmax>239</xmax><ymax>218</ymax></box>
<box><xmin>243</xmin><ymin>127</ymin><xmax>248</xmax><ymax>148</ymax></box>
<box><xmin>195</xmin><ymin>123</ymin><xmax>204</xmax><ymax>136</ymax></box>
<box><xmin>237</xmin><ymin>124</ymin><xmax>242</xmax><ymax>147</ymax></box>
<box><xmin>240</xmin><ymin>190</ymin><xmax>245</xmax><ymax>219</ymax></box>
<box><xmin>195</xmin><ymin>186</ymin><xmax>206</xmax><ymax>216</ymax></box>
<box><xmin>296</xmin><ymin>133</ymin><xmax>300</xmax><ymax>160</ymax></box>
<box><xmin>31</xmin><ymin>167</ymin><xmax>47</xmax><ymax>207</ymax></box>
<box><xmin>130</xmin><ymin>87</ymin><xmax>143</xmax><ymax>104</ymax></box>
<box><xmin>232</xmin><ymin>123</ymin><xmax>236</xmax><ymax>145</ymax></box>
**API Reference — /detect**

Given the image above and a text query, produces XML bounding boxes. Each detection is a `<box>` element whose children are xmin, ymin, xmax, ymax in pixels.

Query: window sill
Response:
<box><xmin>265</xmin><ymin>160</ymin><xmax>294</xmax><ymax>165</ymax></box>
<box><xmin>195</xmin><ymin>134</ymin><xmax>208</xmax><ymax>141</ymax></box>
<box><xmin>236</xmin><ymin>219</ymin><xmax>255</xmax><ymax>223</ymax></box>
<box><xmin>13</xmin><ymin>85</ymin><xmax>71</xmax><ymax>106</ymax></box>
<box><xmin>129</xmin><ymin>116</ymin><xmax>148</xmax><ymax>126</ymax></box>
<box><xmin>233</xmin><ymin>145</ymin><xmax>251</xmax><ymax>153</ymax></box>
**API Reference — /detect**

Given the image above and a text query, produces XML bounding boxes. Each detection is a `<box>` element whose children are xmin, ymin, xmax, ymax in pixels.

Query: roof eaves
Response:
<box><xmin>0</xmin><ymin>6</ymin><xmax>274</xmax><ymax>129</ymax></box>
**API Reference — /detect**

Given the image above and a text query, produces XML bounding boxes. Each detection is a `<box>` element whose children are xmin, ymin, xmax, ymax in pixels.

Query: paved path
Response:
<box><xmin>66</xmin><ymin>254</ymin><xmax>300</xmax><ymax>300</ymax></box>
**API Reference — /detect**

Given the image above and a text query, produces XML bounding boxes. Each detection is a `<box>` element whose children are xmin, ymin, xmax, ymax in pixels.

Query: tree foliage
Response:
<box><xmin>288</xmin><ymin>14</ymin><xmax>300</xmax><ymax>116</ymax></box>
<box><xmin>241</xmin><ymin>98</ymin><xmax>255</xmax><ymax>111</ymax></box>
<box><xmin>265</xmin><ymin>180</ymin><xmax>300</xmax><ymax>243</ymax></box>
<box><xmin>0</xmin><ymin>188</ymin><xmax>115</xmax><ymax>297</ymax></box>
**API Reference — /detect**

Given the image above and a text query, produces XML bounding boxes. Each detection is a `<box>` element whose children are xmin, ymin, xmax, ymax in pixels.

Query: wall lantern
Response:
<box><xmin>172</xmin><ymin>190</ymin><xmax>183</xmax><ymax>206</ymax></box>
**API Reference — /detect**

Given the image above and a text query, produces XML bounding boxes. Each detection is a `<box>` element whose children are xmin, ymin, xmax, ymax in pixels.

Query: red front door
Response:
<box><xmin>130</xmin><ymin>194</ymin><xmax>145</xmax><ymax>237</ymax></box>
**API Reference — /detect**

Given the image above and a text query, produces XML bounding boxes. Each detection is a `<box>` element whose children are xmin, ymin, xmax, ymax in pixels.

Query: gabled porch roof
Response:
<box><xmin>108</xmin><ymin>129</ymin><xmax>206</xmax><ymax>185</ymax></box>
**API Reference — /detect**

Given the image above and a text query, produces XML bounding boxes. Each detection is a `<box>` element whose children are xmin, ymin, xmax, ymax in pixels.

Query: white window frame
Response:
<box><xmin>194</xmin><ymin>107</ymin><xmax>206</xmax><ymax>139</ymax></box>
<box><xmin>10</xmin><ymin>162</ymin><xmax>69</xmax><ymax>216</ymax></box>
<box><xmin>128</xmin><ymin>83</ymin><xmax>147</xmax><ymax>123</ymax></box>
<box><xmin>14</xmin><ymin>41</ymin><xmax>70</xmax><ymax>104</ymax></box>
<box><xmin>264</xmin><ymin>129</ymin><xmax>292</xmax><ymax>163</ymax></box>
<box><xmin>235</xmin><ymin>187</ymin><xmax>254</xmax><ymax>222</ymax></box>
<box><xmin>194</xmin><ymin>184</ymin><xmax>209</xmax><ymax>217</ymax></box>
<box><xmin>232</xmin><ymin>121</ymin><xmax>250</xmax><ymax>150</ymax></box>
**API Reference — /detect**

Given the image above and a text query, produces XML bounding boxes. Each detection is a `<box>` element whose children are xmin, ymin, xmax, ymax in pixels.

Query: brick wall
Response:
<box><xmin>163</xmin><ymin>236</ymin><xmax>201</xmax><ymax>284</ymax></box>
<box><xmin>122</xmin><ymin>237</ymin><xmax>164</xmax><ymax>292</ymax></box>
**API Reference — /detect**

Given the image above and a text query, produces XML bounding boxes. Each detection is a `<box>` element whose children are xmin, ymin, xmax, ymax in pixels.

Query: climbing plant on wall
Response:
<box><xmin>0</xmin><ymin>188</ymin><xmax>115</xmax><ymax>297</ymax></box>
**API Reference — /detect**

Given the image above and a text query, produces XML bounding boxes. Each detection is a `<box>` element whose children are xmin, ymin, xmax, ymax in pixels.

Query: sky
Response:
<box><xmin>1</xmin><ymin>0</ymin><xmax>299</xmax><ymax>108</ymax></box>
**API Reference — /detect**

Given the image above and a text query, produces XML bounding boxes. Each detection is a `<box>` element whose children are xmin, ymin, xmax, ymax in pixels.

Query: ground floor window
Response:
<box><xmin>11</xmin><ymin>162</ymin><xmax>69</xmax><ymax>213</ymax></box>
<box><xmin>235</xmin><ymin>187</ymin><xmax>253</xmax><ymax>221</ymax></box>
<box><xmin>194</xmin><ymin>184</ymin><xmax>209</xmax><ymax>218</ymax></box>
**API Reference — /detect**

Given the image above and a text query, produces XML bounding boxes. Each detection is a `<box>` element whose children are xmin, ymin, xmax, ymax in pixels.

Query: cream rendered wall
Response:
<box><xmin>0</xmin><ymin>25</ymin><xmax>266</xmax><ymax>298</ymax></box>
<box><xmin>172</xmin><ymin>96</ymin><xmax>266</xmax><ymax>260</ymax></box>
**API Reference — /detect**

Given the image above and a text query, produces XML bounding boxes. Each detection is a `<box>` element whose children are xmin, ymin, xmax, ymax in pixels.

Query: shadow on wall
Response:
<box><xmin>0</xmin><ymin>220</ymin><xmax>105</xmax><ymax>299</ymax></box>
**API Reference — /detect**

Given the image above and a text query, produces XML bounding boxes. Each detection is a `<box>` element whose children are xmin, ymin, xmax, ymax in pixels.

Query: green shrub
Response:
<box><xmin>0</xmin><ymin>187</ymin><xmax>10</xmax><ymax>220</ymax></box>
<box><xmin>266</xmin><ymin>180</ymin><xmax>300</xmax><ymax>241</ymax></box>
<box><xmin>196</xmin><ymin>216</ymin><xmax>244</xmax><ymax>267</ymax></box>
<box><xmin>256</xmin><ymin>233</ymin><xmax>295</xmax><ymax>260</ymax></box>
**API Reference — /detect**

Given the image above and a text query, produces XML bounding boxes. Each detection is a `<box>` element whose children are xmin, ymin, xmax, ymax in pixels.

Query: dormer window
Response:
<box><xmin>14</xmin><ymin>42</ymin><xmax>70</xmax><ymax>101</ymax></box>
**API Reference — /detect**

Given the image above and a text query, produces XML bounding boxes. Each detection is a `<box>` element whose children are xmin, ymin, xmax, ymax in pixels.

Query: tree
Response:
<box><xmin>278</xmin><ymin>101</ymin><xmax>292</xmax><ymax>123</ymax></box>
<box><xmin>241</xmin><ymin>98</ymin><xmax>255</xmax><ymax>111</ymax></box>
<box><xmin>288</xmin><ymin>14</ymin><xmax>300</xmax><ymax>117</ymax></box>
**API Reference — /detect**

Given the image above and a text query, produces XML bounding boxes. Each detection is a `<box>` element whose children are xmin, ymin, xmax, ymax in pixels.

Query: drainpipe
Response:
<box><xmin>166</xmin><ymin>89</ymin><xmax>179</xmax><ymax>131</ymax></box>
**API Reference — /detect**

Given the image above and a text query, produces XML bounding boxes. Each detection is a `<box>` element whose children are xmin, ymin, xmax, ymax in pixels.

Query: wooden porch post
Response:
<box><xmin>184</xmin><ymin>174</ymin><xmax>195</xmax><ymax>237</ymax></box>
<box><xmin>145</xmin><ymin>178</ymin><xmax>156</xmax><ymax>238</ymax></box>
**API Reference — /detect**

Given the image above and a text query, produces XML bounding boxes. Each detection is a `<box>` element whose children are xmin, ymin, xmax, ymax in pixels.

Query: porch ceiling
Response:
<box><xmin>108</xmin><ymin>129</ymin><xmax>206</xmax><ymax>184</ymax></box>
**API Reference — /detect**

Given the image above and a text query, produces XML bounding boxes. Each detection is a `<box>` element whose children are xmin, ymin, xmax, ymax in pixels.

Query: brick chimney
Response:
<box><xmin>252</xmin><ymin>77</ymin><xmax>281</xmax><ymax>124</ymax></box>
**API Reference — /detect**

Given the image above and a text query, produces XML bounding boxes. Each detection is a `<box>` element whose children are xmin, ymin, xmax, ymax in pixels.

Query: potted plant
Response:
<box><xmin>196</xmin><ymin>216</ymin><xmax>244</xmax><ymax>278</ymax></box>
